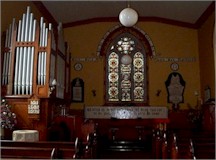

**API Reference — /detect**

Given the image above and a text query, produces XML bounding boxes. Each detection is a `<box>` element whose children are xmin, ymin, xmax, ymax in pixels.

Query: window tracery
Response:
<box><xmin>107</xmin><ymin>34</ymin><xmax>146</xmax><ymax>104</ymax></box>
<box><xmin>98</xmin><ymin>26</ymin><xmax>155</xmax><ymax>106</ymax></box>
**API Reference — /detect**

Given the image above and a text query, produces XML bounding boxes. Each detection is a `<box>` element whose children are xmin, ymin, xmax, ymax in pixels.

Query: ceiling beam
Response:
<box><xmin>195</xmin><ymin>1</ymin><xmax>215</xmax><ymax>29</ymax></box>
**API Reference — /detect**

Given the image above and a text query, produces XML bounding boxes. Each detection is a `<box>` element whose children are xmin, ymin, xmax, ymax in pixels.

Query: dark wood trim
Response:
<box><xmin>195</xmin><ymin>1</ymin><xmax>215</xmax><ymax>29</ymax></box>
<box><xmin>63</xmin><ymin>16</ymin><xmax>197</xmax><ymax>29</ymax></box>
<box><xmin>32</xmin><ymin>1</ymin><xmax>58</xmax><ymax>28</ymax></box>
<box><xmin>63</xmin><ymin>17</ymin><xmax>119</xmax><ymax>28</ymax></box>
<box><xmin>139</xmin><ymin>17</ymin><xmax>196</xmax><ymax>29</ymax></box>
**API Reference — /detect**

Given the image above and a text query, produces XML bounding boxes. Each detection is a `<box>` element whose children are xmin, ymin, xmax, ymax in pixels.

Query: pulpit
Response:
<box><xmin>53</xmin><ymin>115</ymin><xmax>84</xmax><ymax>141</ymax></box>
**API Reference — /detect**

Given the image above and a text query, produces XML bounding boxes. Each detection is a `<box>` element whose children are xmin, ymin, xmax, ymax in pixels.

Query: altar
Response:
<box><xmin>84</xmin><ymin>106</ymin><xmax>168</xmax><ymax>119</ymax></box>
<box><xmin>84</xmin><ymin>106</ymin><xmax>168</xmax><ymax>141</ymax></box>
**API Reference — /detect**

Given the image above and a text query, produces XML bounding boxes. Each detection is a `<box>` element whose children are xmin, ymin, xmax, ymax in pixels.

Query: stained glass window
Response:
<box><xmin>106</xmin><ymin>33</ymin><xmax>147</xmax><ymax>104</ymax></box>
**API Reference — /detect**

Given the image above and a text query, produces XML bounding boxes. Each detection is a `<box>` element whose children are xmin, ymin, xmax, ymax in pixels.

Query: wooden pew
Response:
<box><xmin>173</xmin><ymin>130</ymin><xmax>215</xmax><ymax>159</ymax></box>
<box><xmin>0</xmin><ymin>138</ymin><xmax>84</xmax><ymax>159</ymax></box>
<box><xmin>80</xmin><ymin>120</ymin><xmax>99</xmax><ymax>159</ymax></box>
<box><xmin>193</xmin><ymin>142</ymin><xmax>215</xmax><ymax>159</ymax></box>
<box><xmin>1</xmin><ymin>146</ymin><xmax>57</xmax><ymax>159</ymax></box>
<box><xmin>152</xmin><ymin>127</ymin><xmax>169</xmax><ymax>159</ymax></box>
<box><xmin>169</xmin><ymin>133</ymin><xmax>179</xmax><ymax>159</ymax></box>
<box><xmin>171</xmin><ymin>131</ymin><xmax>215</xmax><ymax>159</ymax></box>
<box><xmin>177</xmin><ymin>139</ymin><xmax>196</xmax><ymax>159</ymax></box>
<box><xmin>158</xmin><ymin>131</ymin><xmax>196</xmax><ymax>159</ymax></box>
<box><xmin>161</xmin><ymin>132</ymin><xmax>168</xmax><ymax>159</ymax></box>
<box><xmin>0</xmin><ymin>134</ymin><xmax>98</xmax><ymax>159</ymax></box>
<box><xmin>154</xmin><ymin>128</ymin><xmax>215</xmax><ymax>159</ymax></box>
<box><xmin>1</xmin><ymin>140</ymin><xmax>77</xmax><ymax>148</ymax></box>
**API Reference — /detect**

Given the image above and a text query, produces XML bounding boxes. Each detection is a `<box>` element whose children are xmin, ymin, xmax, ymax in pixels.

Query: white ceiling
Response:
<box><xmin>42</xmin><ymin>1</ymin><xmax>213</xmax><ymax>25</ymax></box>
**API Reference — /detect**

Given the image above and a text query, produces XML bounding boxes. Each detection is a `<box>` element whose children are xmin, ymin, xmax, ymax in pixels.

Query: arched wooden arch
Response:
<box><xmin>97</xmin><ymin>25</ymin><xmax>156</xmax><ymax>58</ymax></box>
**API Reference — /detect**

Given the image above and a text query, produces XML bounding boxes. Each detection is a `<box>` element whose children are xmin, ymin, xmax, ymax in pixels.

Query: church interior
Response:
<box><xmin>1</xmin><ymin>1</ymin><xmax>215</xmax><ymax>159</ymax></box>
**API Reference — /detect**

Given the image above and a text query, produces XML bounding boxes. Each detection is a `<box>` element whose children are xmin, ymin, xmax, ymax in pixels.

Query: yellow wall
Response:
<box><xmin>64</xmin><ymin>22</ymin><xmax>201</xmax><ymax>110</ymax></box>
<box><xmin>1</xmin><ymin>1</ymin><xmax>43</xmax><ymax>33</ymax></box>
<box><xmin>1</xmin><ymin>2</ymin><xmax>214</xmax><ymax>111</ymax></box>
<box><xmin>198</xmin><ymin>11</ymin><xmax>215</xmax><ymax>100</ymax></box>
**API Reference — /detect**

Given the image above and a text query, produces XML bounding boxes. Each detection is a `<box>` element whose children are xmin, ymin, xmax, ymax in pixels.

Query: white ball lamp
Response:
<box><xmin>119</xmin><ymin>7</ymin><xmax>138</xmax><ymax>27</ymax></box>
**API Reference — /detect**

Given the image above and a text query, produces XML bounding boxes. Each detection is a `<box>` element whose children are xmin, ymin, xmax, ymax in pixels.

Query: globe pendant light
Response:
<box><xmin>119</xmin><ymin>6</ymin><xmax>138</xmax><ymax>27</ymax></box>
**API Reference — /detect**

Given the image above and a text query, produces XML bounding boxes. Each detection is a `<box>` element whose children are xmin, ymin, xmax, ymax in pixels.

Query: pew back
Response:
<box><xmin>0</xmin><ymin>140</ymin><xmax>80</xmax><ymax>159</ymax></box>
<box><xmin>1</xmin><ymin>146</ymin><xmax>56</xmax><ymax>159</ymax></box>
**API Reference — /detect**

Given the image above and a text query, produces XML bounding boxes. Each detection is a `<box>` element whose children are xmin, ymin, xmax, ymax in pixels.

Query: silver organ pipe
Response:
<box><xmin>56</xmin><ymin>55</ymin><xmax>65</xmax><ymax>99</ymax></box>
<box><xmin>2</xmin><ymin>29</ymin><xmax>9</xmax><ymax>85</ymax></box>
<box><xmin>14</xmin><ymin>20</ymin><xmax>22</xmax><ymax>95</ymax></box>
<box><xmin>12</xmin><ymin>6</ymin><xmax>36</xmax><ymax>95</ymax></box>
<box><xmin>17</xmin><ymin>13</ymin><xmax>25</xmax><ymax>94</ymax></box>
<box><xmin>2</xmin><ymin>6</ymin><xmax>69</xmax><ymax>99</ymax></box>
<box><xmin>38</xmin><ymin>18</ymin><xmax>50</xmax><ymax>86</ymax></box>
<box><xmin>56</xmin><ymin>23</ymin><xmax>66</xmax><ymax>98</ymax></box>
<box><xmin>25</xmin><ymin>13</ymin><xmax>33</xmax><ymax>95</ymax></box>
<box><xmin>37</xmin><ymin>17</ymin><xmax>42</xmax><ymax>85</ymax></box>
<box><xmin>57</xmin><ymin>23</ymin><xmax>65</xmax><ymax>54</ymax></box>
<box><xmin>13</xmin><ymin>6</ymin><xmax>36</xmax><ymax>95</ymax></box>
<box><xmin>8</xmin><ymin>19</ymin><xmax>16</xmax><ymax>83</ymax></box>
<box><xmin>2</xmin><ymin>18</ymin><xmax>16</xmax><ymax>86</ymax></box>
<box><xmin>6</xmin><ymin>23</ymin><xmax>11</xmax><ymax>85</ymax></box>
<box><xmin>41</xmin><ymin>22</ymin><xmax>45</xmax><ymax>85</ymax></box>
<box><xmin>21</xmin><ymin>7</ymin><xmax>29</xmax><ymax>94</ymax></box>
<box><xmin>29</xmin><ymin>20</ymin><xmax>36</xmax><ymax>95</ymax></box>
<box><xmin>49</xmin><ymin>24</ymin><xmax>56</xmax><ymax>86</ymax></box>
<box><xmin>50</xmin><ymin>54</ymin><xmax>56</xmax><ymax>85</ymax></box>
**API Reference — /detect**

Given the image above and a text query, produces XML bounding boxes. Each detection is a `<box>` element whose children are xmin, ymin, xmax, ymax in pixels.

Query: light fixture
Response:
<box><xmin>119</xmin><ymin>2</ymin><xmax>138</xmax><ymax>27</ymax></box>
<box><xmin>121</xmin><ymin>54</ymin><xmax>132</xmax><ymax>65</ymax></box>
<box><xmin>49</xmin><ymin>79</ymin><xmax>57</xmax><ymax>95</ymax></box>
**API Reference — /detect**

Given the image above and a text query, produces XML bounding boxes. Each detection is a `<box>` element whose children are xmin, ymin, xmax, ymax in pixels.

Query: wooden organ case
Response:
<box><xmin>1</xmin><ymin>6</ymin><xmax>71</xmax><ymax>140</ymax></box>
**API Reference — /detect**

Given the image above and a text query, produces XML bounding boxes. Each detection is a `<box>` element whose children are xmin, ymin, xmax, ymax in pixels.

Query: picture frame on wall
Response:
<box><xmin>71</xmin><ymin>78</ymin><xmax>84</xmax><ymax>102</ymax></box>
<box><xmin>165</xmin><ymin>72</ymin><xmax>186</xmax><ymax>111</ymax></box>
<box><xmin>204</xmin><ymin>86</ymin><xmax>211</xmax><ymax>102</ymax></box>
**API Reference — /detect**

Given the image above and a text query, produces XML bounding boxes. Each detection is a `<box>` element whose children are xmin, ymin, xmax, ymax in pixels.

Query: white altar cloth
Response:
<box><xmin>13</xmin><ymin>130</ymin><xmax>39</xmax><ymax>141</ymax></box>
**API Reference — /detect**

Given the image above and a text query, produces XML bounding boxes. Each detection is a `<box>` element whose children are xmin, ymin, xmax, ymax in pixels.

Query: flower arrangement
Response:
<box><xmin>0</xmin><ymin>99</ymin><xmax>17</xmax><ymax>130</ymax></box>
<box><xmin>188</xmin><ymin>109</ymin><xmax>202</xmax><ymax>124</ymax></box>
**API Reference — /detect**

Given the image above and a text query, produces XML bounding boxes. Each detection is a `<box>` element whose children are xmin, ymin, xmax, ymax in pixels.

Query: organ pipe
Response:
<box><xmin>1</xmin><ymin>6</ymin><xmax>70</xmax><ymax>99</ymax></box>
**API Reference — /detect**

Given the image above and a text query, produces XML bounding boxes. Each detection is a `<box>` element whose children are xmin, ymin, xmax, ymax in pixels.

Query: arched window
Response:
<box><xmin>98</xmin><ymin>26</ymin><xmax>155</xmax><ymax>106</ymax></box>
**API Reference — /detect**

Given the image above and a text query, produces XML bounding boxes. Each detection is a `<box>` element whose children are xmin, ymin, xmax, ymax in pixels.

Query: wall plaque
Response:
<box><xmin>71</xmin><ymin>78</ymin><xmax>84</xmax><ymax>102</ymax></box>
